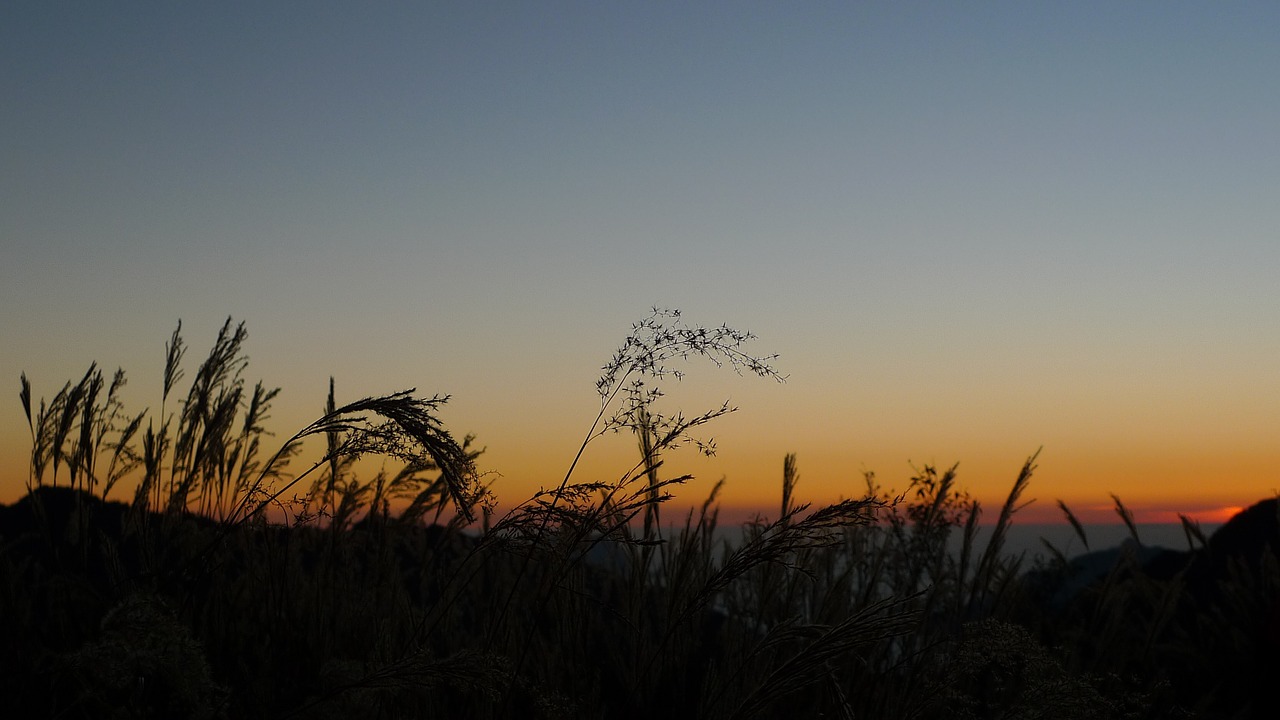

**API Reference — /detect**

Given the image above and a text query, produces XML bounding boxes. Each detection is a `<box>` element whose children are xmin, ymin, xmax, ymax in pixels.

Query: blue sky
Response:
<box><xmin>4</xmin><ymin>2</ymin><xmax>1280</xmax><ymax>520</ymax></box>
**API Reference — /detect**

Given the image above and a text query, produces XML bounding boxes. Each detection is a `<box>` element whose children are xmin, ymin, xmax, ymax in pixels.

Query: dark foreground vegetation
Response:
<box><xmin>3</xmin><ymin>314</ymin><xmax>1279</xmax><ymax>719</ymax></box>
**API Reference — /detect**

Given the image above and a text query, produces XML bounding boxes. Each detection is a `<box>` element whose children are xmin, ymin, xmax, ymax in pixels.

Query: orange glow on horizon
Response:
<box><xmin>1012</xmin><ymin>502</ymin><xmax>1253</xmax><ymax>527</ymax></box>
<box><xmin>1161</xmin><ymin>506</ymin><xmax>1246</xmax><ymax>526</ymax></box>
<box><xmin>2</xmin><ymin>402</ymin><xmax>1277</xmax><ymax>531</ymax></box>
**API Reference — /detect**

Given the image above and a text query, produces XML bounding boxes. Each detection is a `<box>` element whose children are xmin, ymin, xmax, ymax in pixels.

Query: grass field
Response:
<box><xmin>3</xmin><ymin>314</ymin><xmax>1277</xmax><ymax>718</ymax></box>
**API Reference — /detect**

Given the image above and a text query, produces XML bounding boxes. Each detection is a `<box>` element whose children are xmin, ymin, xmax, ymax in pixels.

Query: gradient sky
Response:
<box><xmin>4</xmin><ymin>2</ymin><xmax>1279</xmax><ymax>525</ymax></box>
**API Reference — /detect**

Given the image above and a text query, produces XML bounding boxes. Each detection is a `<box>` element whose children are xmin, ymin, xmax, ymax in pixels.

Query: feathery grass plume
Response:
<box><xmin>1178</xmin><ymin>513</ymin><xmax>1208</xmax><ymax>551</ymax></box>
<box><xmin>225</xmin><ymin>381</ymin><xmax>280</xmax><ymax>504</ymax></box>
<box><xmin>87</xmin><ymin>368</ymin><xmax>142</xmax><ymax>499</ymax></box>
<box><xmin>51</xmin><ymin>366</ymin><xmax>97</xmax><ymax>486</ymax></box>
<box><xmin>324</xmin><ymin>377</ymin><xmax>341</xmax><ymax>509</ymax></box>
<box><xmin>306</xmin><ymin>378</ymin><xmax>359</xmax><ymax>529</ymax></box>
<box><xmin>101</xmin><ymin>410</ymin><xmax>145</xmax><ymax>499</ymax></box>
<box><xmin>226</xmin><ymin>389</ymin><xmax>481</xmax><ymax>527</ymax></box>
<box><xmin>904</xmin><ymin>463</ymin><xmax>964</xmax><ymax>595</ymax></box>
<box><xmin>562</xmin><ymin>308</ymin><xmax>785</xmax><ymax>510</ymax></box>
<box><xmin>169</xmin><ymin>318</ymin><xmax>249</xmax><ymax>512</ymax></box>
<box><xmin>955</xmin><ymin>499</ymin><xmax>982</xmax><ymax>616</ymax></box>
<box><xmin>20</xmin><ymin>372</ymin><xmax>32</xmax><ymax>433</ymax></box>
<box><xmin>1058</xmin><ymin>498</ymin><xmax>1090</xmax><ymax>552</ymax></box>
<box><xmin>968</xmin><ymin>450</ymin><xmax>1039</xmax><ymax>613</ymax></box>
<box><xmin>191</xmin><ymin>383</ymin><xmax>244</xmax><ymax>515</ymax></box>
<box><xmin>140</xmin><ymin>320</ymin><xmax>184</xmax><ymax>510</ymax></box>
<box><xmin>80</xmin><ymin>368</ymin><xmax>128</xmax><ymax>485</ymax></box>
<box><xmin>1112</xmin><ymin>493</ymin><xmax>1141</xmax><ymax>545</ymax></box>
<box><xmin>359</xmin><ymin>391</ymin><xmax>482</xmax><ymax>521</ymax></box>
<box><xmin>18</xmin><ymin>365</ymin><xmax>103</xmax><ymax>489</ymax></box>
<box><xmin>780</xmin><ymin>453</ymin><xmax>799</xmax><ymax>521</ymax></box>
<box><xmin>20</xmin><ymin>379</ymin><xmax>50</xmax><ymax>487</ymax></box>
<box><xmin>916</xmin><ymin>461</ymin><xmax>959</xmax><ymax>528</ymax></box>
<box><xmin>134</xmin><ymin>419</ymin><xmax>166</xmax><ymax>510</ymax></box>
<box><xmin>635</xmin><ymin>405</ymin><xmax>662</xmax><ymax>543</ymax></box>
<box><xmin>134</xmin><ymin>319</ymin><xmax>291</xmax><ymax>521</ymax></box>
<box><xmin>20</xmin><ymin>374</ymin><xmax>38</xmax><ymax>489</ymax></box>
<box><xmin>163</xmin><ymin>320</ymin><xmax>186</xmax><ymax>403</ymax></box>
<box><xmin>50</xmin><ymin>378</ymin><xmax>79</xmax><ymax>485</ymax></box>
<box><xmin>28</xmin><ymin>392</ymin><xmax>57</xmax><ymax>486</ymax></box>
<box><xmin>391</xmin><ymin>434</ymin><xmax>489</xmax><ymax>528</ymax></box>
<box><xmin>70</xmin><ymin>367</ymin><xmax>103</xmax><ymax>494</ymax></box>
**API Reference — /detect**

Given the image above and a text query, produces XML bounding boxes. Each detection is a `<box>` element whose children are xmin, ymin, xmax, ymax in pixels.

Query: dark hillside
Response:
<box><xmin>1018</xmin><ymin>497</ymin><xmax>1280</xmax><ymax>719</ymax></box>
<box><xmin>0</xmin><ymin>487</ymin><xmax>487</xmax><ymax>719</ymax></box>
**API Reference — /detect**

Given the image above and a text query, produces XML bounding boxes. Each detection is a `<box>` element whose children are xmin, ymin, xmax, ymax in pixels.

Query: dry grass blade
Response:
<box><xmin>1039</xmin><ymin>536</ymin><xmax>1068</xmax><ymax>566</ymax></box>
<box><xmin>1112</xmin><ymin>493</ymin><xmax>1141</xmax><ymax>545</ymax></box>
<box><xmin>969</xmin><ymin>450</ymin><xmax>1038</xmax><ymax>611</ymax></box>
<box><xmin>19</xmin><ymin>372</ymin><xmax>32</xmax><ymax>432</ymax></box>
<box><xmin>636</xmin><ymin>405</ymin><xmax>662</xmax><ymax>541</ymax></box>
<box><xmin>163</xmin><ymin>320</ymin><xmax>186</xmax><ymax>402</ymax></box>
<box><xmin>1179</xmin><ymin>513</ymin><xmax>1208</xmax><ymax>551</ymax></box>
<box><xmin>955</xmin><ymin>500</ymin><xmax>981</xmax><ymax>614</ymax></box>
<box><xmin>780</xmin><ymin>453</ymin><xmax>799</xmax><ymax>520</ymax></box>
<box><xmin>1058</xmin><ymin>498</ymin><xmax>1090</xmax><ymax>552</ymax></box>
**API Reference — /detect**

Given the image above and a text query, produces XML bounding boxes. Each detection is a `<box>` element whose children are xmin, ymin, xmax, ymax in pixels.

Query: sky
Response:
<box><xmin>3</xmin><ymin>2</ymin><xmax>1279</xmax><ymax>525</ymax></box>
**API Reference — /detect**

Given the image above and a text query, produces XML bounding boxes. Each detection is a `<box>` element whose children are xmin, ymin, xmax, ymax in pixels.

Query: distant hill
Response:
<box><xmin>1021</xmin><ymin>497</ymin><xmax>1280</xmax><ymax>719</ymax></box>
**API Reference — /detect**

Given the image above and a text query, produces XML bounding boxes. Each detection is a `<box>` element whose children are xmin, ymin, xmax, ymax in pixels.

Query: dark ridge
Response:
<box><xmin>0</xmin><ymin>485</ymin><xmax>130</xmax><ymax>540</ymax></box>
<box><xmin>0</xmin><ymin>486</ymin><xmax>484</xmax><ymax>718</ymax></box>
<box><xmin>1019</xmin><ymin>497</ymin><xmax>1280</xmax><ymax>720</ymax></box>
<box><xmin>1205</xmin><ymin>497</ymin><xmax>1280</xmax><ymax>573</ymax></box>
<box><xmin>1174</xmin><ymin>498</ymin><xmax>1280</xmax><ymax>720</ymax></box>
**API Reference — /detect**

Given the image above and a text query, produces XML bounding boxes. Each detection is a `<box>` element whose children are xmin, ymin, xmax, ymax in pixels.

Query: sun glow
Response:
<box><xmin>1128</xmin><ymin>506</ymin><xmax>1247</xmax><ymax>526</ymax></box>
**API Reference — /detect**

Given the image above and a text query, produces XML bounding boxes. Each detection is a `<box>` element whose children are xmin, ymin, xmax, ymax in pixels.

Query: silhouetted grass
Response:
<box><xmin>4</xmin><ymin>312</ymin><xmax>1277</xmax><ymax>718</ymax></box>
